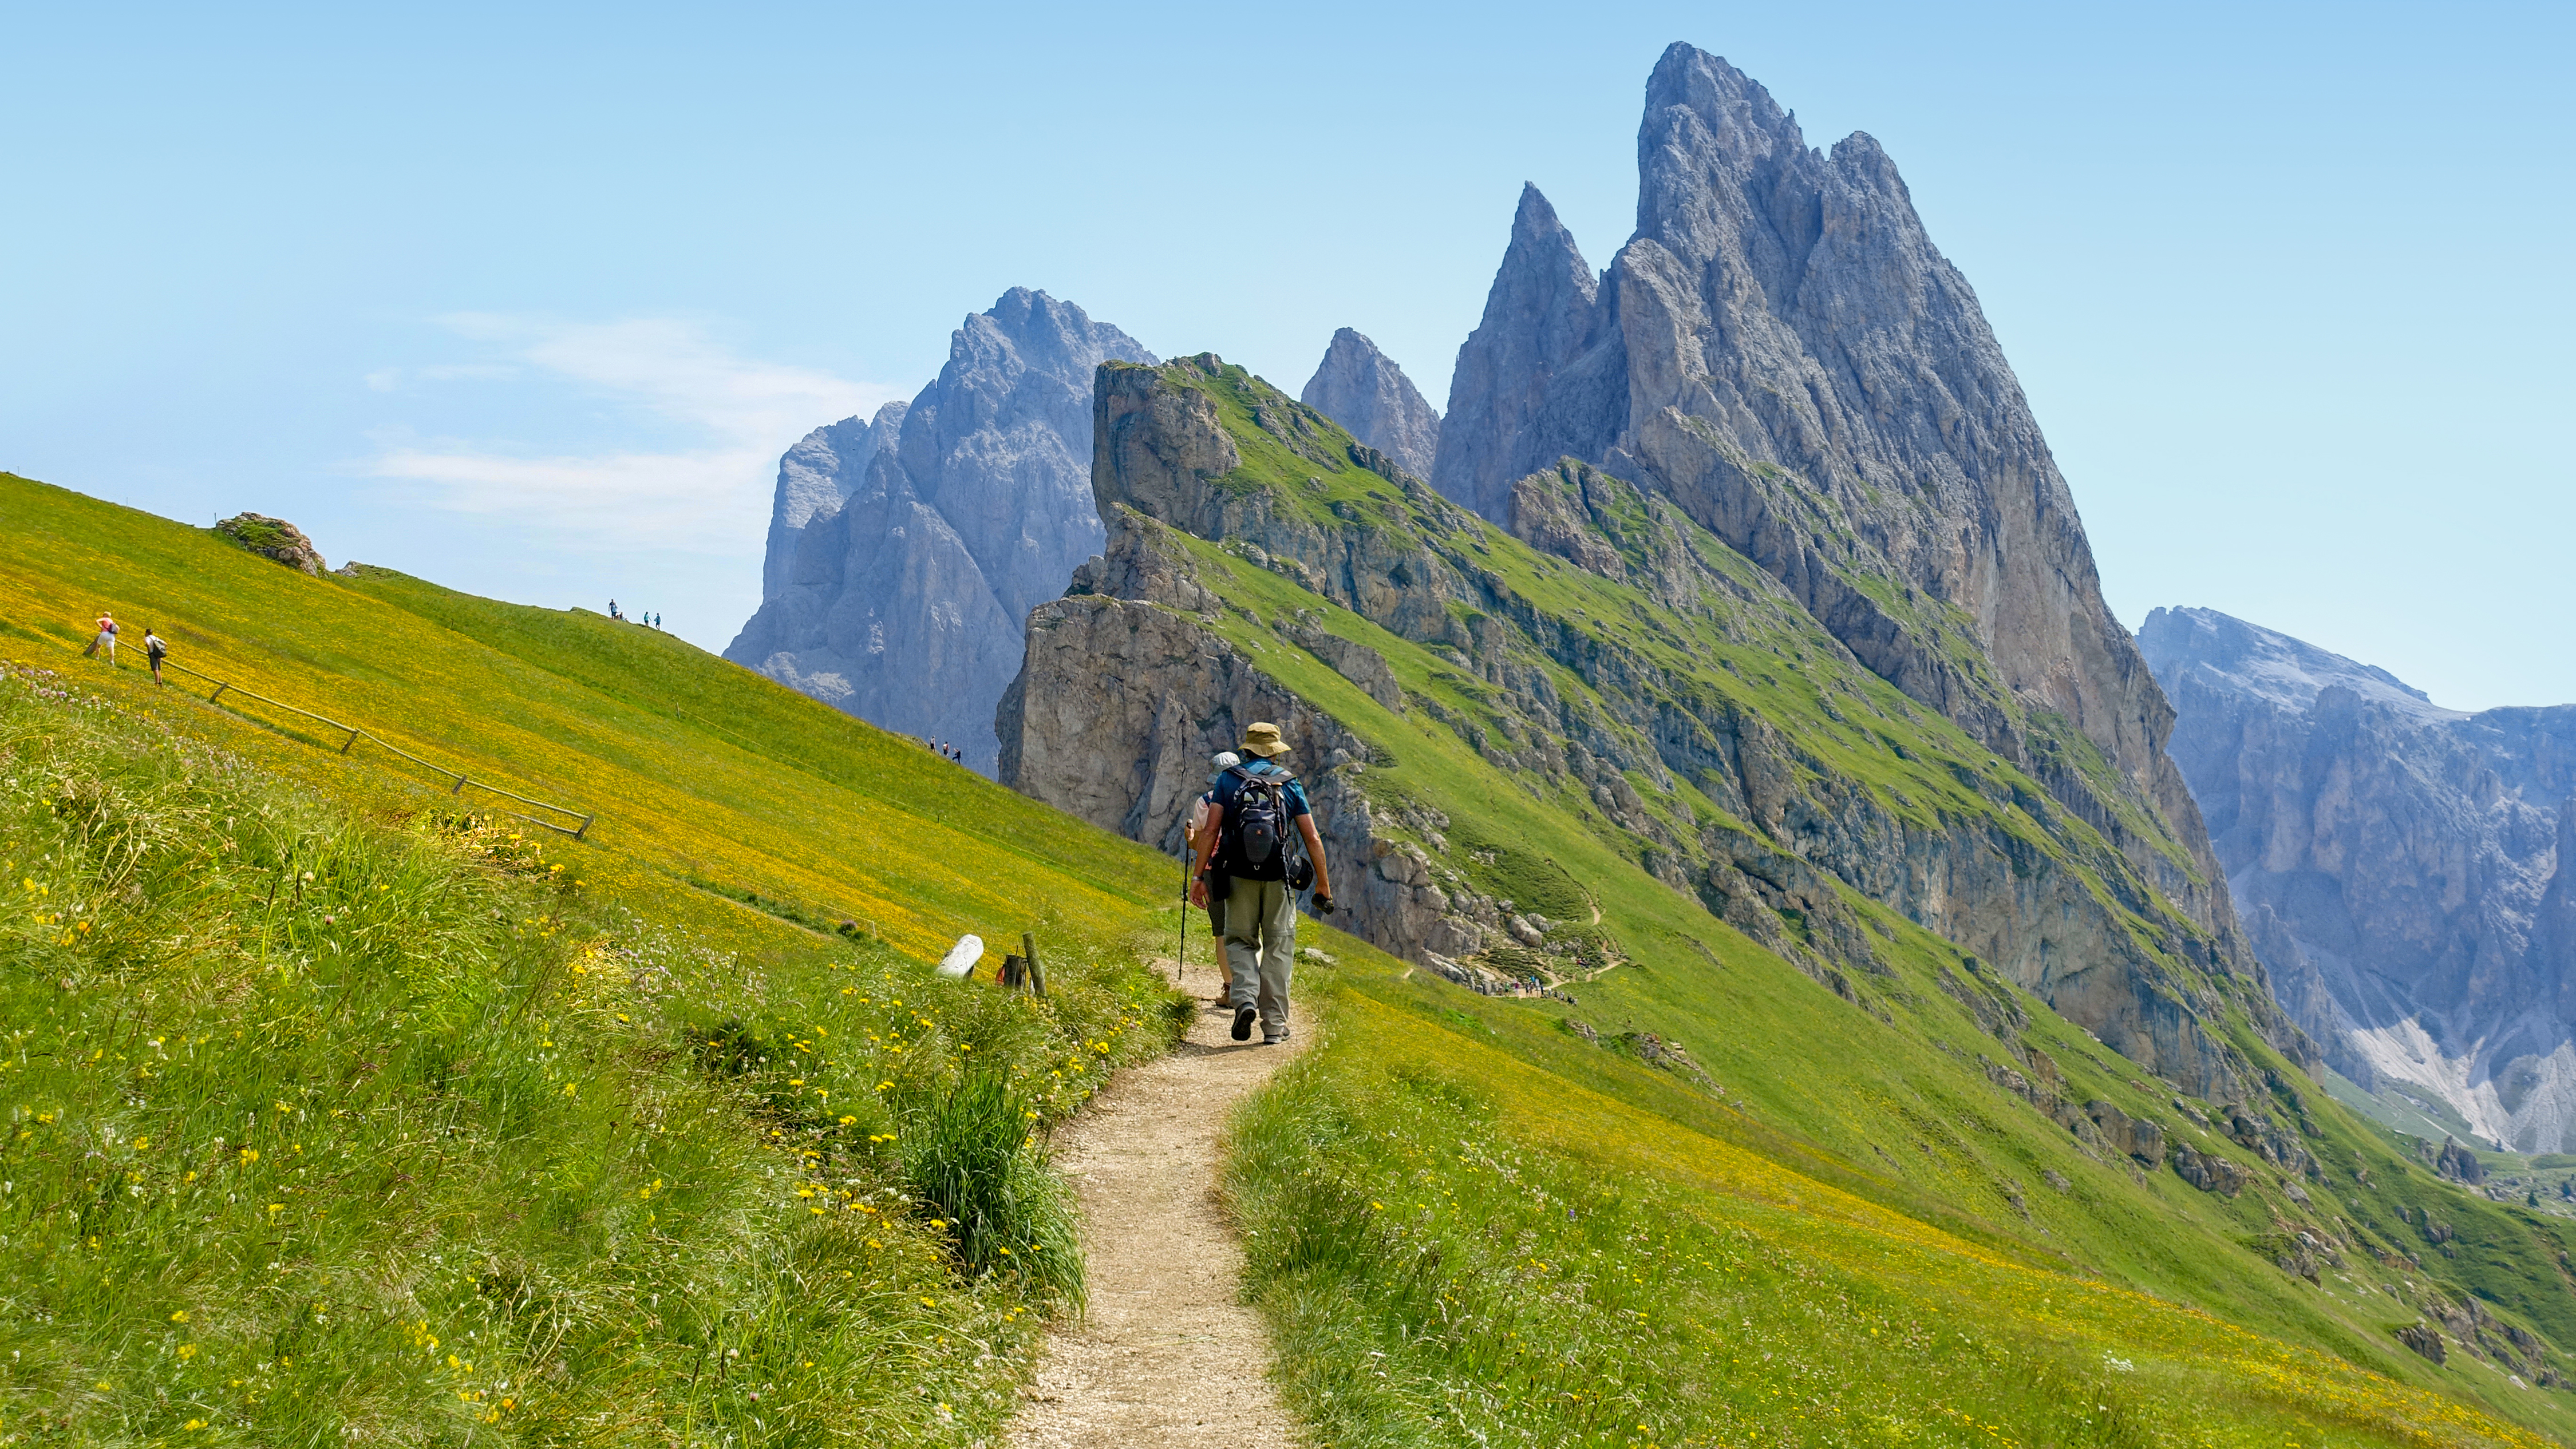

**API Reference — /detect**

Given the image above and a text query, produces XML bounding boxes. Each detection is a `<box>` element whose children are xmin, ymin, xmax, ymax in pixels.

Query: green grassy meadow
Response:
<box><xmin>1</xmin><ymin>467</ymin><xmax>2570</xmax><ymax>1445</ymax></box>
<box><xmin>0</xmin><ymin>477</ymin><xmax>1184</xmax><ymax>1444</ymax></box>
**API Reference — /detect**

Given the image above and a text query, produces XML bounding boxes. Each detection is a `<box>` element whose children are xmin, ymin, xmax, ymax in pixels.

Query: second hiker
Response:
<box><xmin>1184</xmin><ymin>750</ymin><xmax>1242</xmax><ymax>965</ymax></box>
<box><xmin>1190</xmin><ymin>722</ymin><xmax>1333</xmax><ymax>1044</ymax></box>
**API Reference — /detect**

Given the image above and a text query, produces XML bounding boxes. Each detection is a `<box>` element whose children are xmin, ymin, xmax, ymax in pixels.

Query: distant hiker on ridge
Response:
<box><xmin>82</xmin><ymin>612</ymin><xmax>117</xmax><ymax>664</ymax></box>
<box><xmin>143</xmin><ymin>627</ymin><xmax>168</xmax><ymax>684</ymax></box>
<box><xmin>1190</xmin><ymin>722</ymin><xmax>1333</xmax><ymax>1044</ymax></box>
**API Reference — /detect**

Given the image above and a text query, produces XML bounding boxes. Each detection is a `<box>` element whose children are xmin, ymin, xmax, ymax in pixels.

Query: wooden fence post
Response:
<box><xmin>1022</xmin><ymin>931</ymin><xmax>1046</xmax><ymax>999</ymax></box>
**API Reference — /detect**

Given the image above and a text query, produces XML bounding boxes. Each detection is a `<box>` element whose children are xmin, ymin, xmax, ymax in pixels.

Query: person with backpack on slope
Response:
<box><xmin>143</xmin><ymin>627</ymin><xmax>168</xmax><ymax>684</ymax></box>
<box><xmin>1189</xmin><ymin>722</ymin><xmax>1333</xmax><ymax>1043</ymax></box>
<box><xmin>82</xmin><ymin>612</ymin><xmax>117</xmax><ymax>664</ymax></box>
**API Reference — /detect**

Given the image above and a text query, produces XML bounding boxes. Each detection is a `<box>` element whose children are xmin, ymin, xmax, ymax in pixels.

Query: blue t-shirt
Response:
<box><xmin>1211</xmin><ymin>759</ymin><xmax>1310</xmax><ymax>820</ymax></box>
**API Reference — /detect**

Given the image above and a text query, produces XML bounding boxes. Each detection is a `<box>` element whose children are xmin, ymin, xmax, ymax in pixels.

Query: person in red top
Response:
<box><xmin>81</xmin><ymin>612</ymin><xmax>117</xmax><ymax>664</ymax></box>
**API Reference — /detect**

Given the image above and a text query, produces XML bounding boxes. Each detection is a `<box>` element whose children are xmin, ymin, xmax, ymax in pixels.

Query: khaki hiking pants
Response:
<box><xmin>1222</xmin><ymin>876</ymin><xmax>1296</xmax><ymax>1040</ymax></box>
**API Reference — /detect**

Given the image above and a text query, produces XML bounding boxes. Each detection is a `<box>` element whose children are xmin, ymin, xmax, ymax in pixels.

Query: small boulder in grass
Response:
<box><xmin>935</xmin><ymin>933</ymin><xmax>983</xmax><ymax>979</ymax></box>
<box><xmin>215</xmin><ymin>513</ymin><xmax>325</xmax><ymax>576</ymax></box>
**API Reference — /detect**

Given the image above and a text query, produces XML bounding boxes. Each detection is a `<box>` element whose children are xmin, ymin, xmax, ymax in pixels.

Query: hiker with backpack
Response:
<box><xmin>1188</xmin><ymin>722</ymin><xmax>1333</xmax><ymax>1043</ymax></box>
<box><xmin>82</xmin><ymin>612</ymin><xmax>117</xmax><ymax>664</ymax></box>
<box><xmin>143</xmin><ymin>627</ymin><xmax>168</xmax><ymax>684</ymax></box>
<box><xmin>1185</xmin><ymin>751</ymin><xmax>1243</xmax><ymax>964</ymax></box>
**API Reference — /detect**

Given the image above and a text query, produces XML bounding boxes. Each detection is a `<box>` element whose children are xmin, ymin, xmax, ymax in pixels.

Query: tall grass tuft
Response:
<box><xmin>904</xmin><ymin>1068</ymin><xmax>1085</xmax><ymax>1309</ymax></box>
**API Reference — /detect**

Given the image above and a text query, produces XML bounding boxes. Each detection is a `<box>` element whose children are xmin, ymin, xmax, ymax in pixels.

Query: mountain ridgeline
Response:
<box><xmin>998</xmin><ymin>43</ymin><xmax>2305</xmax><ymax>1106</ymax></box>
<box><xmin>2143</xmin><ymin>605</ymin><xmax>2576</xmax><ymax>1154</ymax></box>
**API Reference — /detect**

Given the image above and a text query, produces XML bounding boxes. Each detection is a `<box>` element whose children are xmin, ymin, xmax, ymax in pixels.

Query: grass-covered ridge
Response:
<box><xmin>1082</xmin><ymin>363</ymin><xmax>2576</xmax><ymax>1441</ymax></box>
<box><xmin>0</xmin><ymin>473</ymin><xmax>1194</xmax><ymax>1443</ymax></box>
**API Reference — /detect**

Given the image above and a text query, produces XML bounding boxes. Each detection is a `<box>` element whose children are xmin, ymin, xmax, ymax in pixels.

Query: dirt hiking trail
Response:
<box><xmin>1008</xmin><ymin>957</ymin><xmax>1305</xmax><ymax>1448</ymax></box>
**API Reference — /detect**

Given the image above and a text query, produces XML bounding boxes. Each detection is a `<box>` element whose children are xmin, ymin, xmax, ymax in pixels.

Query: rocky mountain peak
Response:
<box><xmin>725</xmin><ymin>289</ymin><xmax>1154</xmax><ymax>771</ymax></box>
<box><xmin>1430</xmin><ymin>184</ymin><xmax>1613</xmax><ymax>523</ymax></box>
<box><xmin>1434</xmin><ymin>45</ymin><xmax>2237</xmax><ymax>972</ymax></box>
<box><xmin>761</xmin><ymin>401</ymin><xmax>908</xmax><ymax>603</ymax></box>
<box><xmin>1298</xmin><ymin>328</ymin><xmax>1441</xmax><ymax>481</ymax></box>
<box><xmin>2139</xmin><ymin>605</ymin><xmax>2450</xmax><ymax>720</ymax></box>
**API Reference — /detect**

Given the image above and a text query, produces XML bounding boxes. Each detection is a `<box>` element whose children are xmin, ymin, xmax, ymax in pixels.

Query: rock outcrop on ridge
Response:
<box><xmin>2141</xmin><ymin>605</ymin><xmax>2576</xmax><ymax>1151</ymax></box>
<box><xmin>1000</xmin><ymin>356</ymin><xmax>2302</xmax><ymax>1101</ymax></box>
<box><xmin>215</xmin><ymin>513</ymin><xmax>325</xmax><ymax>576</ymax></box>
<box><xmin>725</xmin><ymin>290</ymin><xmax>1156</xmax><ymax>771</ymax></box>
<box><xmin>1299</xmin><ymin>328</ymin><xmax>1441</xmax><ymax>481</ymax></box>
<box><xmin>1432</xmin><ymin>45</ymin><xmax>2227</xmax><ymax>963</ymax></box>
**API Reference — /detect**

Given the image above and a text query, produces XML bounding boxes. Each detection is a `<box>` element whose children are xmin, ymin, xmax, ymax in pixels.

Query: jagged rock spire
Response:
<box><xmin>1299</xmin><ymin>328</ymin><xmax>1441</xmax><ymax>481</ymax></box>
<box><xmin>1431</xmin><ymin>184</ymin><xmax>1618</xmax><ymax>522</ymax></box>
<box><xmin>1433</xmin><ymin>41</ymin><xmax>2260</xmax><ymax>1004</ymax></box>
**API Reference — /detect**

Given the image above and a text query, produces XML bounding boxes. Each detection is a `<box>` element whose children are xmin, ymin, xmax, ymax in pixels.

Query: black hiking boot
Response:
<box><xmin>1232</xmin><ymin>1005</ymin><xmax>1257</xmax><ymax>1041</ymax></box>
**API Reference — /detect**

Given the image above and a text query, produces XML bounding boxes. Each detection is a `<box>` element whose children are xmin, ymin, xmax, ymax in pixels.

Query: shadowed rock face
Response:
<box><xmin>1299</xmin><ymin>328</ymin><xmax>1442</xmax><ymax>482</ymax></box>
<box><xmin>1433</xmin><ymin>45</ymin><xmax>2225</xmax><ymax>956</ymax></box>
<box><xmin>725</xmin><ymin>289</ymin><xmax>1155</xmax><ymax>771</ymax></box>
<box><xmin>2142</xmin><ymin>605</ymin><xmax>2576</xmax><ymax>1151</ymax></box>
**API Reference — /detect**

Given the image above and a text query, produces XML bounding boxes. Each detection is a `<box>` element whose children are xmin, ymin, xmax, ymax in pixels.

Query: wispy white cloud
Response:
<box><xmin>363</xmin><ymin>316</ymin><xmax>906</xmax><ymax>553</ymax></box>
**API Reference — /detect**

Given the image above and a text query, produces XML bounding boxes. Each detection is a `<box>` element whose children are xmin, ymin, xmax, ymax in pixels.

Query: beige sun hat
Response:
<box><xmin>1239</xmin><ymin>721</ymin><xmax>1291</xmax><ymax>758</ymax></box>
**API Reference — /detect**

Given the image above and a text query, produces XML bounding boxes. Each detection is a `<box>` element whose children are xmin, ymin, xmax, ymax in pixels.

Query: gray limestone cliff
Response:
<box><xmin>1299</xmin><ymin>328</ymin><xmax>1442</xmax><ymax>481</ymax></box>
<box><xmin>2142</xmin><ymin>606</ymin><xmax>2576</xmax><ymax>1151</ymax></box>
<box><xmin>1431</xmin><ymin>45</ymin><xmax>2226</xmax><ymax>963</ymax></box>
<box><xmin>725</xmin><ymin>289</ymin><xmax>1156</xmax><ymax>771</ymax></box>
<box><xmin>757</xmin><ymin>403</ymin><xmax>908</xmax><ymax>604</ymax></box>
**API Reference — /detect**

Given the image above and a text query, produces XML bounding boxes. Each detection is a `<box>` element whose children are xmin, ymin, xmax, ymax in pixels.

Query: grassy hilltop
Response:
<box><xmin>1</xmin><ymin>465</ymin><xmax>2571</xmax><ymax>1446</ymax></box>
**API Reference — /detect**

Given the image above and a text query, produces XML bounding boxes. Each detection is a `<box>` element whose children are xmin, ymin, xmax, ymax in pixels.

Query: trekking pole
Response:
<box><xmin>1176</xmin><ymin>846</ymin><xmax>1192</xmax><ymax>986</ymax></box>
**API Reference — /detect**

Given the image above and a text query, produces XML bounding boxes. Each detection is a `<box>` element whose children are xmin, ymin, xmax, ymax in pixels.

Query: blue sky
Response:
<box><xmin>5</xmin><ymin>1</ymin><xmax>2569</xmax><ymax>708</ymax></box>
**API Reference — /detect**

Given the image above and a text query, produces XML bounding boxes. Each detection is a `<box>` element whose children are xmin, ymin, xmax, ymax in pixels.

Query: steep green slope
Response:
<box><xmin>1009</xmin><ymin>361</ymin><xmax>2576</xmax><ymax>1442</ymax></box>
<box><xmin>0</xmin><ymin>474</ymin><xmax>1188</xmax><ymax>1443</ymax></box>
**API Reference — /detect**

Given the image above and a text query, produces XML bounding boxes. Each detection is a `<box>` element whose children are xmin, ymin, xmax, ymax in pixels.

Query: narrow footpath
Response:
<box><xmin>1007</xmin><ymin>958</ymin><xmax>1304</xmax><ymax>1448</ymax></box>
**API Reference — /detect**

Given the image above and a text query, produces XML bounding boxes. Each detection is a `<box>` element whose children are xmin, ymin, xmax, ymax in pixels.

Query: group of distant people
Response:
<box><xmin>81</xmin><ymin>612</ymin><xmax>169</xmax><ymax>683</ymax></box>
<box><xmin>926</xmin><ymin>737</ymin><xmax>965</xmax><ymax>764</ymax></box>
<box><xmin>607</xmin><ymin>600</ymin><xmax>663</xmax><ymax>629</ymax></box>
